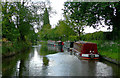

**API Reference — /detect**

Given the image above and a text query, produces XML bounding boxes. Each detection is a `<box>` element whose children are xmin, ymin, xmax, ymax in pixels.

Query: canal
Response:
<box><xmin>2</xmin><ymin>44</ymin><xmax>120</xmax><ymax>77</ymax></box>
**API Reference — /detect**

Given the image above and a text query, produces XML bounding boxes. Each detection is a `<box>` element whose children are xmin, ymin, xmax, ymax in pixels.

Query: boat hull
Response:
<box><xmin>73</xmin><ymin>49</ymin><xmax>99</xmax><ymax>60</ymax></box>
<box><xmin>80</xmin><ymin>57</ymin><xmax>99</xmax><ymax>60</ymax></box>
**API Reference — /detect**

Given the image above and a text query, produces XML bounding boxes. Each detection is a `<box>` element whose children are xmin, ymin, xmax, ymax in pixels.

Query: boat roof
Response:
<box><xmin>75</xmin><ymin>41</ymin><xmax>96</xmax><ymax>44</ymax></box>
<box><xmin>57</xmin><ymin>40</ymin><xmax>62</xmax><ymax>42</ymax></box>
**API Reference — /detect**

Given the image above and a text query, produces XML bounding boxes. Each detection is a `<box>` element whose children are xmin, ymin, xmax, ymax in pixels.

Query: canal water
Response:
<box><xmin>2</xmin><ymin>44</ymin><xmax>120</xmax><ymax>77</ymax></box>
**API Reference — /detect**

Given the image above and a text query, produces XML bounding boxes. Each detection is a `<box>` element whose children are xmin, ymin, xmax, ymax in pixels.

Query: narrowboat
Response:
<box><xmin>57</xmin><ymin>41</ymin><xmax>64</xmax><ymax>46</ymax></box>
<box><xmin>47</xmin><ymin>40</ymin><xmax>64</xmax><ymax>46</ymax></box>
<box><xmin>64</xmin><ymin>41</ymin><xmax>74</xmax><ymax>51</ymax></box>
<box><xmin>47</xmin><ymin>40</ymin><xmax>55</xmax><ymax>45</ymax></box>
<box><xmin>47</xmin><ymin>44</ymin><xmax>64</xmax><ymax>52</ymax></box>
<box><xmin>72</xmin><ymin>41</ymin><xmax>99</xmax><ymax>59</ymax></box>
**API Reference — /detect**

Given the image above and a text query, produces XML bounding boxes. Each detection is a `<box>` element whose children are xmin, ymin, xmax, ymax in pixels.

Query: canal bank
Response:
<box><xmin>100</xmin><ymin>55</ymin><xmax>120</xmax><ymax>65</ymax></box>
<box><xmin>2</xmin><ymin>47</ymin><xmax>31</xmax><ymax>58</ymax></box>
<box><xmin>2</xmin><ymin>41</ymin><xmax>32</xmax><ymax>58</ymax></box>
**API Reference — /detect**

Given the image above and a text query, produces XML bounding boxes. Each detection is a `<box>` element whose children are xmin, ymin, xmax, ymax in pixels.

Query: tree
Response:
<box><xmin>64</xmin><ymin>2</ymin><xmax>120</xmax><ymax>40</ymax></box>
<box><xmin>2</xmin><ymin>2</ymin><xmax>20</xmax><ymax>41</ymax></box>
<box><xmin>63</xmin><ymin>3</ymin><xmax>86</xmax><ymax>37</ymax></box>
<box><xmin>55</xmin><ymin>20</ymin><xmax>76</xmax><ymax>41</ymax></box>
<box><xmin>43</xmin><ymin>8</ymin><xmax>50</xmax><ymax>26</ymax></box>
<box><xmin>16</xmin><ymin>2</ymin><xmax>37</xmax><ymax>41</ymax></box>
<box><xmin>38</xmin><ymin>6</ymin><xmax>52</xmax><ymax>40</ymax></box>
<box><xmin>38</xmin><ymin>20</ymin><xmax>76</xmax><ymax>41</ymax></box>
<box><xmin>31</xmin><ymin>0</ymin><xmax>55</xmax><ymax>31</ymax></box>
<box><xmin>2</xmin><ymin>1</ymin><xmax>37</xmax><ymax>42</ymax></box>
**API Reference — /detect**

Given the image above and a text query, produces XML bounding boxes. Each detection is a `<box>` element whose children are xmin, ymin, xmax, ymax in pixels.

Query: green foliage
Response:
<box><xmin>89</xmin><ymin>40</ymin><xmax>119</xmax><ymax>61</ymax></box>
<box><xmin>38</xmin><ymin>7</ymin><xmax>52</xmax><ymax>41</ymax></box>
<box><xmin>2</xmin><ymin>47</ymin><xmax>31</xmax><ymax>76</ymax></box>
<box><xmin>43</xmin><ymin>56</ymin><xmax>49</xmax><ymax>66</ymax></box>
<box><xmin>2</xmin><ymin>41</ymin><xmax>30</xmax><ymax>55</ymax></box>
<box><xmin>82</xmin><ymin>31</ymin><xmax>104</xmax><ymax>40</ymax></box>
<box><xmin>57</xmin><ymin>21</ymin><xmax>75</xmax><ymax>35</ymax></box>
<box><xmin>2</xmin><ymin>2</ymin><xmax>37</xmax><ymax>41</ymax></box>
<box><xmin>38</xmin><ymin>41</ymin><xmax>47</xmax><ymax>45</ymax></box>
<box><xmin>1</xmin><ymin>2</ymin><xmax>38</xmax><ymax>54</ymax></box>
<box><xmin>39</xmin><ymin>44</ymin><xmax>57</xmax><ymax>56</ymax></box>
<box><xmin>43</xmin><ymin>8</ymin><xmax>50</xmax><ymax>26</ymax></box>
<box><xmin>64</xmin><ymin>2</ymin><xmax>120</xmax><ymax>40</ymax></box>
<box><xmin>2</xmin><ymin>3</ymin><xmax>20</xmax><ymax>41</ymax></box>
<box><xmin>68</xmin><ymin>36</ymin><xmax>78</xmax><ymax>41</ymax></box>
<box><xmin>42</xmin><ymin>24</ymin><xmax>51</xmax><ymax>29</ymax></box>
<box><xmin>93</xmin><ymin>31</ymin><xmax>104</xmax><ymax>40</ymax></box>
<box><xmin>38</xmin><ymin>20</ymin><xmax>76</xmax><ymax>41</ymax></box>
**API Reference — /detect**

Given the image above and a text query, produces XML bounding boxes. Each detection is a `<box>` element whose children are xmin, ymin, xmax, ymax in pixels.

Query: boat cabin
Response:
<box><xmin>73</xmin><ymin>41</ymin><xmax>99</xmax><ymax>59</ymax></box>
<box><xmin>47</xmin><ymin>40</ymin><xmax>64</xmax><ymax>46</ymax></box>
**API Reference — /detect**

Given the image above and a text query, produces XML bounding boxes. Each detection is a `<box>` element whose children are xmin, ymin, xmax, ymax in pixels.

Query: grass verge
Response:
<box><xmin>86</xmin><ymin>40</ymin><xmax>120</xmax><ymax>61</ymax></box>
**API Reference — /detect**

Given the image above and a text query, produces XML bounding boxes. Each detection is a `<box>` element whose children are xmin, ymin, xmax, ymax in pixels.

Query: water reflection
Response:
<box><xmin>2</xmin><ymin>49</ymin><xmax>31</xmax><ymax>76</ymax></box>
<box><xmin>29</xmin><ymin>48</ymin><xmax>43</xmax><ymax>76</ymax></box>
<box><xmin>47</xmin><ymin>45</ymin><xmax>64</xmax><ymax>52</ymax></box>
<box><xmin>96</xmin><ymin>62</ymin><xmax>113</xmax><ymax>76</ymax></box>
<box><xmin>43</xmin><ymin>56</ymin><xmax>49</xmax><ymax>66</ymax></box>
<box><xmin>2</xmin><ymin>44</ymin><xmax>120</xmax><ymax>77</ymax></box>
<box><xmin>39</xmin><ymin>45</ymin><xmax>58</xmax><ymax>56</ymax></box>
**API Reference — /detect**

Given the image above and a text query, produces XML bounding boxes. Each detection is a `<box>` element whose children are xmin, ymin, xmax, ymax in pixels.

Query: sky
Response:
<box><xmin>49</xmin><ymin>0</ymin><xmax>67</xmax><ymax>28</ymax></box>
<box><xmin>32</xmin><ymin>0</ymin><xmax>112</xmax><ymax>33</ymax></box>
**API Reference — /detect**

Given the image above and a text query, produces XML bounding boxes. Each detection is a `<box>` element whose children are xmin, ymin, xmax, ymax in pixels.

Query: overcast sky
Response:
<box><xmin>32</xmin><ymin>0</ymin><xmax>112</xmax><ymax>33</ymax></box>
<box><xmin>49</xmin><ymin>0</ymin><xmax>67</xmax><ymax>28</ymax></box>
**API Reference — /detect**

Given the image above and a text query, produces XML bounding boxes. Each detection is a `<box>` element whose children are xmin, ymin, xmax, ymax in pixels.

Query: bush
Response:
<box><xmin>2</xmin><ymin>41</ymin><xmax>31</xmax><ymax>55</ymax></box>
<box><xmin>68</xmin><ymin>36</ymin><xmax>78</xmax><ymax>41</ymax></box>
<box><xmin>82</xmin><ymin>31</ymin><xmax>104</xmax><ymax>41</ymax></box>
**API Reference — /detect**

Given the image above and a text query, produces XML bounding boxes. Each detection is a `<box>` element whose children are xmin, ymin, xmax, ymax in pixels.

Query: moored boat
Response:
<box><xmin>47</xmin><ymin>40</ymin><xmax>55</xmax><ymax>45</ymax></box>
<box><xmin>47</xmin><ymin>40</ymin><xmax>64</xmax><ymax>46</ymax></box>
<box><xmin>57</xmin><ymin>41</ymin><xmax>64</xmax><ymax>46</ymax></box>
<box><xmin>64</xmin><ymin>41</ymin><xmax>74</xmax><ymax>51</ymax></box>
<box><xmin>72</xmin><ymin>41</ymin><xmax>99</xmax><ymax>59</ymax></box>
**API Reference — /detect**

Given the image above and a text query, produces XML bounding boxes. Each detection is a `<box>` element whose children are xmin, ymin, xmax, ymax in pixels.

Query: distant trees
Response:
<box><xmin>32</xmin><ymin>0</ymin><xmax>55</xmax><ymax>31</ymax></box>
<box><xmin>81</xmin><ymin>31</ymin><xmax>104</xmax><ymax>41</ymax></box>
<box><xmin>38</xmin><ymin>7</ymin><xmax>51</xmax><ymax>41</ymax></box>
<box><xmin>38</xmin><ymin>20</ymin><xmax>76</xmax><ymax>41</ymax></box>
<box><xmin>43</xmin><ymin>8</ymin><xmax>50</xmax><ymax>27</ymax></box>
<box><xmin>55</xmin><ymin>21</ymin><xmax>76</xmax><ymax>41</ymax></box>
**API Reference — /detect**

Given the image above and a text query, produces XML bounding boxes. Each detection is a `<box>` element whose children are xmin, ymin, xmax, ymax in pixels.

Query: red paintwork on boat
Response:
<box><xmin>73</xmin><ymin>41</ymin><xmax>99</xmax><ymax>59</ymax></box>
